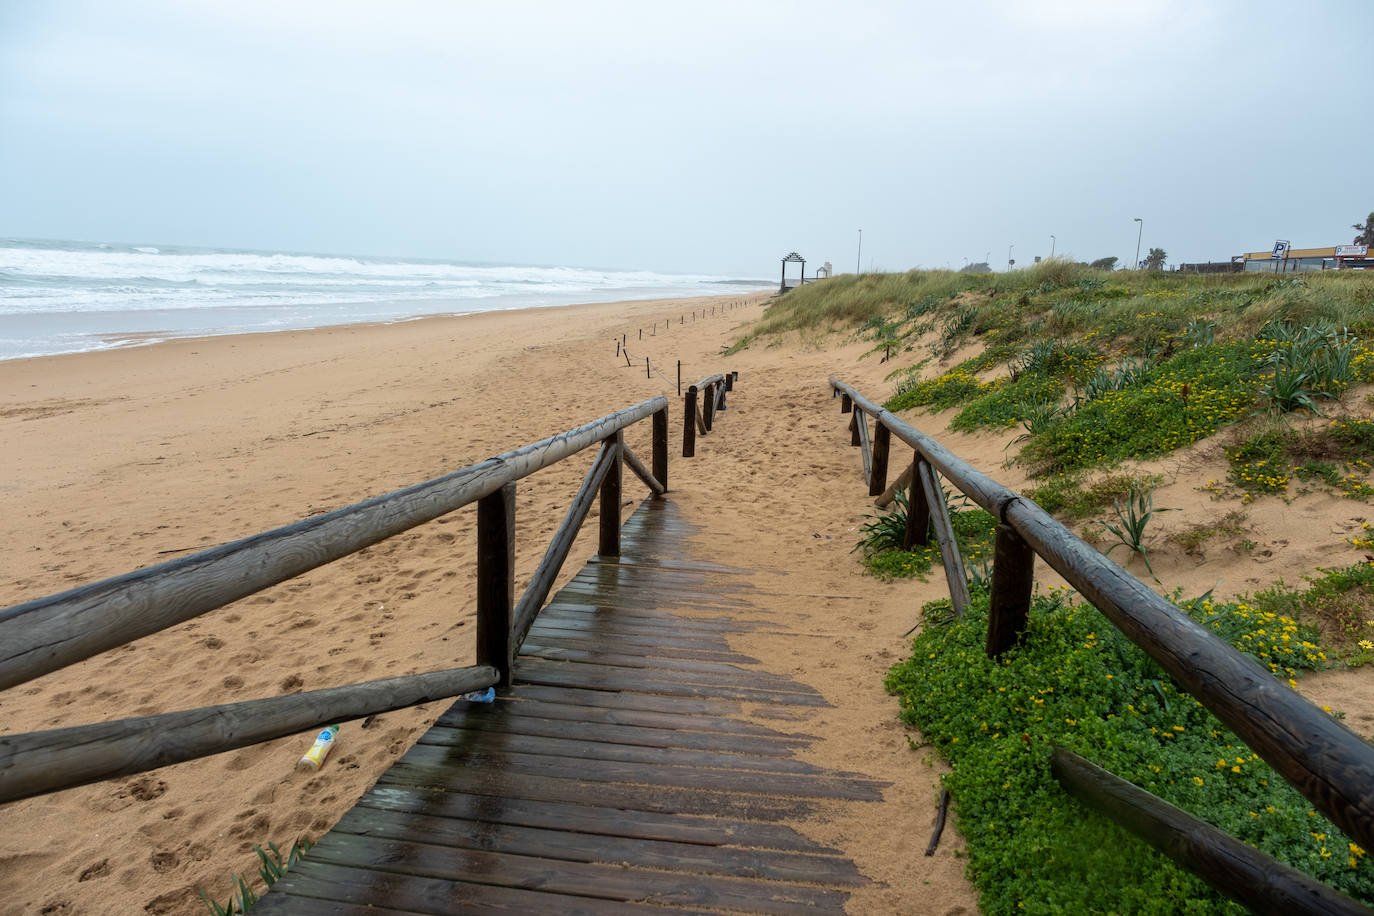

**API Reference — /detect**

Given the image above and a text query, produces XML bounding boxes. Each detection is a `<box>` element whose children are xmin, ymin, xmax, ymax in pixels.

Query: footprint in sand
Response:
<box><xmin>77</xmin><ymin>859</ymin><xmax>111</xmax><ymax>882</ymax></box>
<box><xmin>149</xmin><ymin>851</ymin><xmax>179</xmax><ymax>873</ymax></box>
<box><xmin>279</xmin><ymin>673</ymin><xmax>304</xmax><ymax>691</ymax></box>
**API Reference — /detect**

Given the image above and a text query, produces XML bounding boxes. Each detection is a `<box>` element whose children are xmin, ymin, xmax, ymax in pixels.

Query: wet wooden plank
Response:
<box><xmin>375</xmin><ymin>759</ymin><xmax>818</xmax><ymax>822</ymax></box>
<box><xmin>415</xmin><ymin>726</ymin><xmax>838</xmax><ymax>776</ymax></box>
<box><xmin>262</xmin><ymin>859</ymin><xmax>691</xmax><ymax>915</ymax></box>
<box><xmin>303</xmin><ymin>832</ymin><xmax>853</xmax><ymax>915</ymax></box>
<box><xmin>327</xmin><ymin>807</ymin><xmax>868</xmax><ymax>886</ymax></box>
<box><xmin>503</xmin><ymin>683</ymin><xmax>749</xmax><ymax>717</ymax></box>
<box><xmin>382</xmin><ymin>743</ymin><xmax>883</xmax><ymax>801</ymax></box>
<box><xmin>432</xmin><ymin>708</ymin><xmax>809</xmax><ymax>757</ymax></box>
<box><xmin>514</xmin><ymin>658</ymin><xmax>830</xmax><ymax>706</ymax></box>
<box><xmin>518</xmin><ymin>644</ymin><xmax>798</xmax><ymax>681</ymax></box>
<box><xmin>486</xmin><ymin>695</ymin><xmax>815</xmax><ymax>741</ymax></box>
<box><xmin>520</xmin><ymin>633</ymin><xmax>758</xmax><ymax>663</ymax></box>
<box><xmin>354</xmin><ymin>786</ymin><xmax>840</xmax><ymax>853</ymax></box>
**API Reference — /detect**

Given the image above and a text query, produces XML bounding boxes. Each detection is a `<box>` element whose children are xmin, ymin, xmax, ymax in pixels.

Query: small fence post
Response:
<box><xmin>849</xmin><ymin>409</ymin><xmax>861</xmax><ymax>446</ymax></box>
<box><xmin>724</xmin><ymin>373</ymin><xmax>733</xmax><ymax>392</ymax></box>
<box><xmin>841</xmin><ymin>392</ymin><xmax>853</xmax><ymax>413</ymax></box>
<box><xmin>476</xmin><ymin>482</ymin><xmax>516</xmax><ymax>687</ymax></box>
<box><xmin>646</xmin><ymin>356</ymin><xmax>650</xmax><ymax>379</ymax></box>
<box><xmin>683</xmin><ymin>385</ymin><xmax>698</xmax><ymax>457</ymax></box>
<box><xmin>986</xmin><ymin>523</ymin><xmax>1035</xmax><ymax>658</ymax></box>
<box><xmin>869</xmin><ymin>422</ymin><xmax>891</xmax><ymax>497</ymax></box>
<box><xmin>677</xmin><ymin>360</ymin><xmax>681</xmax><ymax>396</ymax></box>
<box><xmin>718</xmin><ymin>381</ymin><xmax>727</xmax><ymax>411</ymax></box>
<box><xmin>703</xmin><ymin>382</ymin><xmax>716</xmax><ymax>431</ymax></box>
<box><xmin>598</xmin><ymin>432</ymin><xmax>623</xmax><ymax>558</ymax></box>
<box><xmin>652</xmin><ymin>407</ymin><xmax>669</xmax><ymax>493</ymax></box>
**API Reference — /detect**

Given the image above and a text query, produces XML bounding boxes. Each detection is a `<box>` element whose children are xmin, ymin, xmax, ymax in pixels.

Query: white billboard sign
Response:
<box><xmin>1336</xmin><ymin>245</ymin><xmax>1369</xmax><ymax>257</ymax></box>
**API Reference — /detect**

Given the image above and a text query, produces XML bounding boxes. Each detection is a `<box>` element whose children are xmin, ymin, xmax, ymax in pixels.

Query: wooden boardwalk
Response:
<box><xmin>259</xmin><ymin>498</ymin><xmax>885</xmax><ymax>914</ymax></box>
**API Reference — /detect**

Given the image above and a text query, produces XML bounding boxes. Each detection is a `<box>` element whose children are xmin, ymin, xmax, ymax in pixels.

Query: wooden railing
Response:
<box><xmin>681</xmin><ymin>371</ymin><xmax>737</xmax><ymax>458</ymax></box>
<box><xmin>830</xmin><ymin>378</ymin><xmax>1374</xmax><ymax>916</ymax></box>
<box><xmin>0</xmin><ymin>398</ymin><xmax>671</xmax><ymax>805</ymax></box>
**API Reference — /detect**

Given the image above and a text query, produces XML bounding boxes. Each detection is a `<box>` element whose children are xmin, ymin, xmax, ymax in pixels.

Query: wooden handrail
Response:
<box><xmin>1052</xmin><ymin>748</ymin><xmax>1372</xmax><ymax>916</ymax></box>
<box><xmin>0</xmin><ymin>397</ymin><xmax>668</xmax><ymax>692</ymax></box>
<box><xmin>0</xmin><ymin>398</ymin><xmax>671</xmax><ymax>803</ymax></box>
<box><xmin>829</xmin><ymin>377</ymin><xmax>1374</xmax><ymax>857</ymax></box>
<box><xmin>0</xmin><ymin>665</ymin><xmax>497</xmax><ymax>805</ymax></box>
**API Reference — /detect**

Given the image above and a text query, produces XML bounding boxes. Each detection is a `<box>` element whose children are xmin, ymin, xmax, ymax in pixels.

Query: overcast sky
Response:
<box><xmin>2</xmin><ymin>1</ymin><xmax>1370</xmax><ymax>276</ymax></box>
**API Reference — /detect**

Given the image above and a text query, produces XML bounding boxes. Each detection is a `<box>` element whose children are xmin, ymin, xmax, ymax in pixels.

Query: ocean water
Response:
<box><xmin>0</xmin><ymin>238</ymin><xmax>772</xmax><ymax>361</ymax></box>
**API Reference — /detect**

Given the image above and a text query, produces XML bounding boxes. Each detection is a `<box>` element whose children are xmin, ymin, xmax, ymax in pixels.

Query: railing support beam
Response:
<box><xmin>598</xmin><ymin>432</ymin><xmax>623</xmax><ymax>557</ymax></box>
<box><xmin>476</xmin><ymin>482</ymin><xmax>516</xmax><ymax>686</ymax></box>
<box><xmin>683</xmin><ymin>386</ymin><xmax>698</xmax><ymax>457</ymax></box>
<box><xmin>987</xmin><ymin>522</ymin><xmax>1034</xmax><ymax>658</ymax></box>
<box><xmin>652</xmin><ymin>407</ymin><xmax>669</xmax><ymax>493</ymax></box>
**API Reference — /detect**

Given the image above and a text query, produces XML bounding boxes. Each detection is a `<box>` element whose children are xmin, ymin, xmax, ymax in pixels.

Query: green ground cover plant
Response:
<box><xmin>1226</xmin><ymin>417</ymin><xmax>1374</xmax><ymax>500</ymax></box>
<box><xmin>885</xmin><ymin>590</ymin><xmax>1372</xmax><ymax>915</ymax></box>
<box><xmin>855</xmin><ymin>488</ymin><xmax>996</xmax><ymax>581</ymax></box>
<box><xmin>1252</xmin><ymin>561</ymin><xmax>1374</xmax><ymax>662</ymax></box>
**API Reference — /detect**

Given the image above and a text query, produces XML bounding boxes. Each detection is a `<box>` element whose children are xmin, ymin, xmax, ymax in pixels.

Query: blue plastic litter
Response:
<box><xmin>459</xmin><ymin>686</ymin><xmax>496</xmax><ymax>703</ymax></box>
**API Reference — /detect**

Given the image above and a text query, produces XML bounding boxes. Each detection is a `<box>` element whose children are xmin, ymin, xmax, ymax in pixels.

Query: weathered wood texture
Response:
<box><xmin>1051</xmin><ymin>748</ymin><xmax>1374</xmax><ymax>916</ymax></box>
<box><xmin>986</xmin><ymin>522</ymin><xmax>1034</xmax><ymax>658</ymax></box>
<box><xmin>916</xmin><ymin>458</ymin><xmax>970</xmax><ymax>617</ymax></box>
<box><xmin>682</xmin><ymin>385</ymin><xmax>698</xmax><ymax>457</ymax></box>
<box><xmin>597</xmin><ymin>432</ymin><xmax>623</xmax><ymax>558</ymax></box>
<box><xmin>476</xmin><ymin>483</ymin><xmax>516</xmax><ymax>685</ymax></box>
<box><xmin>0</xmin><ymin>397</ymin><xmax>668</xmax><ymax>692</ymax></box>
<box><xmin>829</xmin><ymin>376</ymin><xmax>1374</xmax><ymax>858</ymax></box>
<box><xmin>260</xmin><ymin>499</ymin><xmax>881</xmax><ymax>914</ymax></box>
<box><xmin>0</xmin><ymin>665</ymin><xmax>498</xmax><ymax>804</ymax></box>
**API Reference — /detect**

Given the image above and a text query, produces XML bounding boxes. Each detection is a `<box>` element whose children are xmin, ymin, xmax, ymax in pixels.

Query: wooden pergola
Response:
<box><xmin>779</xmin><ymin>252</ymin><xmax>805</xmax><ymax>292</ymax></box>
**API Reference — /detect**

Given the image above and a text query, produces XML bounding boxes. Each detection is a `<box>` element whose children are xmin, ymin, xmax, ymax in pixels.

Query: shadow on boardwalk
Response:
<box><xmin>259</xmin><ymin>498</ymin><xmax>887</xmax><ymax>914</ymax></box>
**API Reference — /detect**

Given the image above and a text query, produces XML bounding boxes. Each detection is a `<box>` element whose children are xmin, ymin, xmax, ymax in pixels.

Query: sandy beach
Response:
<box><xmin>0</xmin><ymin>292</ymin><xmax>983</xmax><ymax>915</ymax></box>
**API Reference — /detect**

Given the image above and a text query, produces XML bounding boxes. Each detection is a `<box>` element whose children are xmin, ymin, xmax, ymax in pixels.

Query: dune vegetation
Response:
<box><xmin>735</xmin><ymin>263</ymin><xmax>1374</xmax><ymax>914</ymax></box>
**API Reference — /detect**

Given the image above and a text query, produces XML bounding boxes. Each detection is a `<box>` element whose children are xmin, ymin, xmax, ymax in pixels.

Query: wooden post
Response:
<box><xmin>676</xmin><ymin>360</ymin><xmax>681</xmax><ymax>396</ymax></box>
<box><xmin>841</xmin><ymin>392</ymin><xmax>852</xmax><ymax>413</ymax></box>
<box><xmin>598</xmin><ymin>432</ymin><xmax>622</xmax><ymax>557</ymax></box>
<box><xmin>703</xmin><ymin>383</ymin><xmax>716</xmax><ymax>432</ymax></box>
<box><xmin>683</xmin><ymin>386</ymin><xmax>698</xmax><ymax>457</ymax></box>
<box><xmin>869</xmin><ymin>422</ymin><xmax>891</xmax><ymax>497</ymax></box>
<box><xmin>476</xmin><ymin>482</ymin><xmax>516</xmax><ymax>686</ymax></box>
<box><xmin>646</xmin><ymin>356</ymin><xmax>650</xmax><ymax>379</ymax></box>
<box><xmin>849</xmin><ymin>409</ymin><xmax>860</xmax><ymax>446</ymax></box>
<box><xmin>652</xmin><ymin>407</ymin><xmax>669</xmax><ymax>493</ymax></box>
<box><xmin>903</xmin><ymin>453</ymin><xmax>932</xmax><ymax>549</ymax></box>
<box><xmin>616</xmin><ymin>340</ymin><xmax>620</xmax><ymax>357</ymax></box>
<box><xmin>724</xmin><ymin>372</ymin><xmax>733</xmax><ymax>392</ymax></box>
<box><xmin>986</xmin><ymin>523</ymin><xmax>1034</xmax><ymax>658</ymax></box>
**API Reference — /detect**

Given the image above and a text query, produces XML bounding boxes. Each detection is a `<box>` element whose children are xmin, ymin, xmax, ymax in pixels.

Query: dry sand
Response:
<box><xmin>2</xmin><ymin>291</ymin><xmax>1372</xmax><ymax>915</ymax></box>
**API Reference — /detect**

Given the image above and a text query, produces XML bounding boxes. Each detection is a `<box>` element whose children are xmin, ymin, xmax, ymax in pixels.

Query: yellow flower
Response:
<box><xmin>1193</xmin><ymin>776</ymin><xmax>1204</xmax><ymax>786</ymax></box>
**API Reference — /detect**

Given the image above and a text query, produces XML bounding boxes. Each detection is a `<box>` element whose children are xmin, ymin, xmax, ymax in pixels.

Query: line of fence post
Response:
<box><xmin>682</xmin><ymin>385</ymin><xmax>698</xmax><ymax>457</ymax></box>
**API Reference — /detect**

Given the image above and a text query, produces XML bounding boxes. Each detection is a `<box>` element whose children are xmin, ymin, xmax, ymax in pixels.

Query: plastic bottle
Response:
<box><xmin>297</xmin><ymin>724</ymin><xmax>341</xmax><ymax>771</ymax></box>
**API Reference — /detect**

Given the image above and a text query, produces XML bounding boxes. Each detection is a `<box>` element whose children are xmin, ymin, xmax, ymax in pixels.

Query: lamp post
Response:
<box><xmin>1008</xmin><ymin>244</ymin><xmax>1014</xmax><ymax>271</ymax></box>
<box><xmin>856</xmin><ymin>230</ymin><xmax>862</xmax><ymax>275</ymax></box>
<box><xmin>1050</xmin><ymin>235</ymin><xmax>1056</xmax><ymax>259</ymax></box>
<box><xmin>1133</xmin><ymin>218</ymin><xmax>1143</xmax><ymax>270</ymax></box>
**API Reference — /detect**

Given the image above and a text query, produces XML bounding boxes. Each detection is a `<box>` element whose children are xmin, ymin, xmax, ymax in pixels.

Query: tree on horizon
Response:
<box><xmin>960</xmin><ymin>261</ymin><xmax>991</xmax><ymax>273</ymax></box>
<box><xmin>1090</xmin><ymin>256</ymin><xmax>1119</xmax><ymax>270</ymax></box>
<box><xmin>1354</xmin><ymin>212</ymin><xmax>1374</xmax><ymax>246</ymax></box>
<box><xmin>1144</xmin><ymin>247</ymin><xmax>1167</xmax><ymax>270</ymax></box>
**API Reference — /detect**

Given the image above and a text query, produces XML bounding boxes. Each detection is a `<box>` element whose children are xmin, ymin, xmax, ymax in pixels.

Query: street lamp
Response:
<box><xmin>1133</xmin><ymin>218</ymin><xmax>1143</xmax><ymax>270</ymax></box>
<box><xmin>1050</xmin><ymin>235</ymin><xmax>1056</xmax><ymax>259</ymax></box>
<box><xmin>857</xmin><ymin>230</ymin><xmax>862</xmax><ymax>275</ymax></box>
<box><xmin>1008</xmin><ymin>244</ymin><xmax>1014</xmax><ymax>271</ymax></box>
